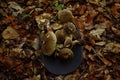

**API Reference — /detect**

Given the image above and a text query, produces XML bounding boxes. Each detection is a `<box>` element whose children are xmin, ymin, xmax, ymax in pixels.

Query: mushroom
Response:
<box><xmin>63</xmin><ymin>22</ymin><xmax>76</xmax><ymax>34</ymax></box>
<box><xmin>55</xmin><ymin>29</ymin><xmax>66</xmax><ymax>44</ymax></box>
<box><xmin>50</xmin><ymin>23</ymin><xmax>63</xmax><ymax>31</ymax></box>
<box><xmin>57</xmin><ymin>9</ymin><xmax>74</xmax><ymax>23</ymax></box>
<box><xmin>35</xmin><ymin>13</ymin><xmax>52</xmax><ymax>31</ymax></box>
<box><xmin>64</xmin><ymin>36</ymin><xmax>73</xmax><ymax>48</ymax></box>
<box><xmin>63</xmin><ymin>22</ymin><xmax>80</xmax><ymax>39</ymax></box>
<box><xmin>41</xmin><ymin>30</ymin><xmax>57</xmax><ymax>56</ymax></box>
<box><xmin>59</xmin><ymin>48</ymin><xmax>74</xmax><ymax>60</ymax></box>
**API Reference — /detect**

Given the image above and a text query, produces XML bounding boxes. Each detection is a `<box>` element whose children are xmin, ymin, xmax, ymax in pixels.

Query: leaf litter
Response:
<box><xmin>0</xmin><ymin>0</ymin><xmax>120</xmax><ymax>80</ymax></box>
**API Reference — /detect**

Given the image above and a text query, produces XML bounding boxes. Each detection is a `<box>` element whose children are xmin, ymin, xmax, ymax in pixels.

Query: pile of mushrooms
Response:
<box><xmin>36</xmin><ymin>9</ymin><xmax>80</xmax><ymax>60</ymax></box>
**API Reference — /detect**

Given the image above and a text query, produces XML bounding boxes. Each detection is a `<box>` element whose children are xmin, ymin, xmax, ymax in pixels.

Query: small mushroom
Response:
<box><xmin>41</xmin><ymin>30</ymin><xmax>57</xmax><ymax>56</ymax></box>
<box><xmin>35</xmin><ymin>13</ymin><xmax>52</xmax><ymax>31</ymax></box>
<box><xmin>63</xmin><ymin>22</ymin><xmax>76</xmax><ymax>34</ymax></box>
<box><xmin>50</xmin><ymin>23</ymin><xmax>63</xmax><ymax>31</ymax></box>
<box><xmin>59</xmin><ymin>48</ymin><xmax>74</xmax><ymax>60</ymax></box>
<box><xmin>57</xmin><ymin>9</ymin><xmax>74</xmax><ymax>23</ymax></box>
<box><xmin>64</xmin><ymin>36</ymin><xmax>73</xmax><ymax>48</ymax></box>
<box><xmin>55</xmin><ymin>29</ymin><xmax>65</xmax><ymax>44</ymax></box>
<box><xmin>63</xmin><ymin>22</ymin><xmax>80</xmax><ymax>39</ymax></box>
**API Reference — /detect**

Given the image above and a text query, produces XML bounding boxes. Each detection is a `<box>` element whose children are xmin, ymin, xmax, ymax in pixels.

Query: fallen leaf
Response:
<box><xmin>64</xmin><ymin>74</ymin><xmax>76</xmax><ymax>80</ymax></box>
<box><xmin>2</xmin><ymin>57</ymin><xmax>14</xmax><ymax>69</ymax></box>
<box><xmin>2</xmin><ymin>26</ymin><xmax>19</xmax><ymax>39</ymax></box>
<box><xmin>87</xmin><ymin>0</ymin><xmax>99</xmax><ymax>5</ymax></box>
<box><xmin>77</xmin><ymin>5</ymin><xmax>86</xmax><ymax>15</ymax></box>
<box><xmin>73</xmin><ymin>18</ymin><xmax>85</xmax><ymax>31</ymax></box>
<box><xmin>104</xmin><ymin>69</ymin><xmax>109</xmax><ymax>75</ymax></box>
<box><xmin>97</xmin><ymin>50</ymin><xmax>103</xmax><ymax>57</ymax></box>
<box><xmin>15</xmin><ymin>60</ymin><xmax>24</xmax><ymax>73</ymax></box>
<box><xmin>95</xmin><ymin>41</ymin><xmax>106</xmax><ymax>46</ymax></box>
<box><xmin>8</xmin><ymin>2</ymin><xmax>24</xmax><ymax>12</ymax></box>
<box><xmin>55</xmin><ymin>75</ymin><xmax>64</xmax><ymax>80</ymax></box>
<box><xmin>88</xmin><ymin>54</ymin><xmax>95</xmax><ymax>61</ymax></box>
<box><xmin>31</xmin><ymin>37</ymin><xmax>39</xmax><ymax>50</ymax></box>
<box><xmin>26</xmin><ymin>0</ymin><xmax>34</xmax><ymax>5</ymax></box>
<box><xmin>85</xmin><ymin>76</ymin><xmax>98</xmax><ymax>80</ymax></box>
<box><xmin>84</xmin><ymin>10</ymin><xmax>98</xmax><ymax>29</ymax></box>
<box><xmin>96</xmin><ymin>65</ymin><xmax>106</xmax><ymax>72</ymax></box>
<box><xmin>103</xmin><ymin>42</ymin><xmax>120</xmax><ymax>54</ymax></box>
<box><xmin>84</xmin><ymin>44</ymin><xmax>92</xmax><ymax>51</ymax></box>
<box><xmin>2</xmin><ymin>16</ymin><xmax>15</xmax><ymax>24</ymax></box>
<box><xmin>89</xmin><ymin>28</ymin><xmax>105</xmax><ymax>40</ymax></box>
<box><xmin>101</xmin><ymin>57</ymin><xmax>112</xmax><ymax>66</ymax></box>
<box><xmin>0</xmin><ymin>47</ymin><xmax>3</xmax><ymax>54</ymax></box>
<box><xmin>111</xmin><ymin>3</ymin><xmax>120</xmax><ymax>18</ymax></box>
<box><xmin>114</xmin><ymin>0</ymin><xmax>120</xmax><ymax>2</ymax></box>
<box><xmin>87</xmin><ymin>61</ymin><xmax>95</xmax><ymax>73</ymax></box>
<box><xmin>116</xmin><ymin>77</ymin><xmax>120</xmax><ymax>80</ymax></box>
<box><xmin>0</xmin><ymin>9</ymin><xmax>7</xmax><ymax>16</ymax></box>
<box><xmin>32</xmin><ymin>75</ymin><xmax>41</xmax><ymax>80</ymax></box>
<box><xmin>111</xmin><ymin>27</ymin><xmax>120</xmax><ymax>36</ymax></box>
<box><xmin>87</xmin><ymin>34</ymin><xmax>96</xmax><ymax>46</ymax></box>
<box><xmin>104</xmin><ymin>75</ymin><xmax>111</xmax><ymax>80</ymax></box>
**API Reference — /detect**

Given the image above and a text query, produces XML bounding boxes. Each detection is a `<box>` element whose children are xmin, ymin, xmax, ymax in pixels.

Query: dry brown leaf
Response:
<box><xmin>95</xmin><ymin>41</ymin><xmax>106</xmax><ymax>46</ymax></box>
<box><xmin>116</xmin><ymin>77</ymin><xmax>120</xmax><ymax>80</ymax></box>
<box><xmin>111</xmin><ymin>3</ymin><xmax>120</xmax><ymax>18</ymax></box>
<box><xmin>39</xmin><ymin>0</ymin><xmax>48</xmax><ymax>5</ymax></box>
<box><xmin>104</xmin><ymin>69</ymin><xmax>109</xmax><ymax>75</ymax></box>
<box><xmin>89</xmin><ymin>28</ymin><xmax>105</xmax><ymax>40</ymax></box>
<box><xmin>26</xmin><ymin>0</ymin><xmax>34</xmax><ymax>5</ymax></box>
<box><xmin>87</xmin><ymin>0</ymin><xmax>99</xmax><ymax>5</ymax></box>
<box><xmin>73</xmin><ymin>18</ymin><xmax>85</xmax><ymax>31</ymax></box>
<box><xmin>0</xmin><ymin>47</ymin><xmax>3</xmax><ymax>54</ymax></box>
<box><xmin>64</xmin><ymin>74</ymin><xmax>76</xmax><ymax>80</ymax></box>
<box><xmin>85</xmin><ymin>76</ymin><xmax>98</xmax><ymax>80</ymax></box>
<box><xmin>31</xmin><ymin>37</ymin><xmax>39</xmax><ymax>50</ymax></box>
<box><xmin>84</xmin><ymin>44</ymin><xmax>92</xmax><ymax>51</ymax></box>
<box><xmin>85</xmin><ymin>10</ymin><xmax>98</xmax><ymax>25</ymax></box>
<box><xmin>77</xmin><ymin>5</ymin><xmax>86</xmax><ymax>15</ymax></box>
<box><xmin>104</xmin><ymin>75</ymin><xmax>111</xmax><ymax>80</ymax></box>
<box><xmin>96</xmin><ymin>65</ymin><xmax>106</xmax><ymax>72</ymax></box>
<box><xmin>97</xmin><ymin>50</ymin><xmax>103</xmax><ymax>57</ymax></box>
<box><xmin>2</xmin><ymin>26</ymin><xmax>19</xmax><ymax>39</ymax></box>
<box><xmin>15</xmin><ymin>60</ymin><xmax>24</xmax><ymax>73</ymax></box>
<box><xmin>101</xmin><ymin>57</ymin><xmax>112</xmax><ymax>66</ymax></box>
<box><xmin>2</xmin><ymin>16</ymin><xmax>15</xmax><ymax>24</ymax></box>
<box><xmin>2</xmin><ymin>57</ymin><xmax>14</xmax><ymax>69</ymax></box>
<box><xmin>111</xmin><ymin>27</ymin><xmax>120</xmax><ymax>36</ymax></box>
<box><xmin>103</xmin><ymin>42</ymin><xmax>120</xmax><ymax>54</ymax></box>
<box><xmin>88</xmin><ymin>54</ymin><xmax>95</xmax><ymax>61</ymax></box>
<box><xmin>87</xmin><ymin>61</ymin><xmax>95</xmax><ymax>73</ymax></box>
<box><xmin>87</xmin><ymin>34</ymin><xmax>96</xmax><ymax>46</ymax></box>
<box><xmin>114</xmin><ymin>0</ymin><xmax>120</xmax><ymax>2</ymax></box>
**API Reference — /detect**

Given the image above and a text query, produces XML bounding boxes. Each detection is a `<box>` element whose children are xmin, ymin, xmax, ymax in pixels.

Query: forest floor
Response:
<box><xmin>0</xmin><ymin>0</ymin><xmax>120</xmax><ymax>80</ymax></box>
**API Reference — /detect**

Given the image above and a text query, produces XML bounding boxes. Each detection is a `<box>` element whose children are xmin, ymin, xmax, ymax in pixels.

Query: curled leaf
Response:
<box><xmin>90</xmin><ymin>28</ymin><xmax>105</xmax><ymax>40</ymax></box>
<box><xmin>111</xmin><ymin>3</ymin><xmax>120</xmax><ymax>18</ymax></box>
<box><xmin>2</xmin><ymin>26</ymin><xmax>19</xmax><ymax>39</ymax></box>
<box><xmin>103</xmin><ymin>42</ymin><xmax>120</xmax><ymax>54</ymax></box>
<box><xmin>111</xmin><ymin>27</ymin><xmax>120</xmax><ymax>36</ymax></box>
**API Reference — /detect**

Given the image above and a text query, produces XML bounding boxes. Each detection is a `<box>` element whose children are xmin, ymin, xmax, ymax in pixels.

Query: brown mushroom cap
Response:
<box><xmin>63</xmin><ymin>22</ymin><xmax>80</xmax><ymax>39</ymax></box>
<box><xmin>55</xmin><ymin>29</ymin><xmax>65</xmax><ymax>44</ymax></box>
<box><xmin>57</xmin><ymin>9</ymin><xmax>74</xmax><ymax>23</ymax></box>
<box><xmin>41</xmin><ymin>31</ymin><xmax>57</xmax><ymax>56</ymax></box>
<box><xmin>63</xmin><ymin>22</ymin><xmax>76</xmax><ymax>34</ymax></box>
<box><xmin>50</xmin><ymin>23</ymin><xmax>63</xmax><ymax>31</ymax></box>
<box><xmin>59</xmin><ymin>48</ymin><xmax>74</xmax><ymax>59</ymax></box>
